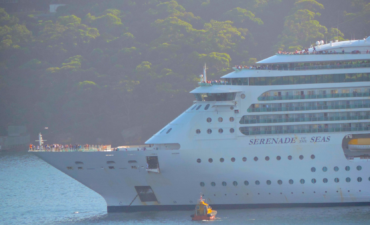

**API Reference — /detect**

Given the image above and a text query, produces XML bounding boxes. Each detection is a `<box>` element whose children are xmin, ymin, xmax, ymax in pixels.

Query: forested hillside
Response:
<box><xmin>1</xmin><ymin>0</ymin><xmax>369</xmax><ymax>145</ymax></box>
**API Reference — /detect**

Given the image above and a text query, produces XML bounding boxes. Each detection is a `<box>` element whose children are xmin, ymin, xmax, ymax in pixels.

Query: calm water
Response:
<box><xmin>2</xmin><ymin>151</ymin><xmax>370</xmax><ymax>225</ymax></box>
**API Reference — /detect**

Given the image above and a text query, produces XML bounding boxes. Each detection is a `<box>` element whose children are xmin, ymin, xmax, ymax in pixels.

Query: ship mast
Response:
<box><xmin>35</xmin><ymin>133</ymin><xmax>46</xmax><ymax>146</ymax></box>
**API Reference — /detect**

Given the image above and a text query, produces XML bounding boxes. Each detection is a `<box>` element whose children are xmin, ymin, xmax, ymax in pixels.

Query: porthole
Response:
<box><xmin>218</xmin><ymin>128</ymin><xmax>223</xmax><ymax>134</ymax></box>
<box><xmin>231</xmin><ymin>157</ymin><xmax>235</xmax><ymax>162</ymax></box>
<box><xmin>229</xmin><ymin>117</ymin><xmax>234</xmax><ymax>122</ymax></box>
<box><xmin>218</xmin><ymin>117</ymin><xmax>223</xmax><ymax>122</ymax></box>
<box><xmin>276</xmin><ymin>156</ymin><xmax>281</xmax><ymax>161</ymax></box>
<box><xmin>278</xmin><ymin>180</ymin><xmax>283</xmax><ymax>185</ymax></box>
<box><xmin>357</xmin><ymin>177</ymin><xmax>362</xmax><ymax>182</ymax></box>
<box><xmin>207</xmin><ymin>129</ymin><xmax>212</xmax><ymax>134</ymax></box>
<box><xmin>300</xmin><ymin>179</ymin><xmax>305</xmax><ymax>184</ymax></box>
<box><xmin>265</xmin><ymin>156</ymin><xmax>270</xmax><ymax>161</ymax></box>
<box><xmin>311</xmin><ymin>179</ymin><xmax>316</xmax><ymax>184</ymax></box>
<box><xmin>233</xmin><ymin>181</ymin><xmax>238</xmax><ymax>186</ymax></box>
<box><xmin>241</xmin><ymin>94</ymin><xmax>246</xmax><ymax>99</ymax></box>
<box><xmin>196</xmin><ymin>105</ymin><xmax>202</xmax><ymax>110</ymax></box>
<box><xmin>345</xmin><ymin>166</ymin><xmax>350</xmax><ymax>171</ymax></box>
<box><xmin>242</xmin><ymin>157</ymin><xmax>247</xmax><ymax>162</ymax></box>
<box><xmin>220</xmin><ymin>158</ymin><xmax>224</xmax><ymax>162</ymax></box>
<box><xmin>311</xmin><ymin>154</ymin><xmax>315</xmax><ymax>159</ymax></box>
<box><xmin>230</xmin><ymin>128</ymin><xmax>234</xmax><ymax>133</ymax></box>
<box><xmin>334</xmin><ymin>166</ymin><xmax>339</xmax><ymax>172</ymax></box>
<box><xmin>288</xmin><ymin>155</ymin><xmax>292</xmax><ymax>160</ymax></box>
<box><xmin>230</xmin><ymin>106</ymin><xmax>234</xmax><ymax>110</ymax></box>
<box><xmin>207</xmin><ymin>118</ymin><xmax>212</xmax><ymax>123</ymax></box>
<box><xmin>346</xmin><ymin>177</ymin><xmax>351</xmax><ymax>183</ymax></box>
<box><xmin>334</xmin><ymin>178</ymin><xmax>339</xmax><ymax>183</ymax></box>
<box><xmin>166</xmin><ymin>128</ymin><xmax>172</xmax><ymax>134</ymax></box>
<box><xmin>211</xmin><ymin>182</ymin><xmax>216</xmax><ymax>186</ymax></box>
<box><xmin>357</xmin><ymin>165</ymin><xmax>362</xmax><ymax>171</ymax></box>
<box><xmin>311</xmin><ymin>167</ymin><xmax>316</xmax><ymax>172</ymax></box>
<box><xmin>196</xmin><ymin>129</ymin><xmax>201</xmax><ymax>134</ymax></box>
<box><xmin>244</xmin><ymin>180</ymin><xmax>249</xmax><ymax>186</ymax></box>
<box><xmin>222</xmin><ymin>181</ymin><xmax>227</xmax><ymax>186</ymax></box>
<box><xmin>254</xmin><ymin>157</ymin><xmax>258</xmax><ymax>161</ymax></box>
<box><xmin>266</xmin><ymin>180</ymin><xmax>271</xmax><ymax>185</ymax></box>
<box><xmin>323</xmin><ymin>178</ymin><xmax>328</xmax><ymax>183</ymax></box>
<box><xmin>208</xmin><ymin>158</ymin><xmax>213</xmax><ymax>163</ymax></box>
<box><xmin>299</xmin><ymin>155</ymin><xmax>304</xmax><ymax>160</ymax></box>
<box><xmin>289</xmin><ymin>179</ymin><xmax>294</xmax><ymax>184</ymax></box>
<box><xmin>205</xmin><ymin>104</ymin><xmax>210</xmax><ymax>110</ymax></box>
<box><xmin>200</xmin><ymin>182</ymin><xmax>205</xmax><ymax>187</ymax></box>
<box><xmin>255</xmin><ymin>180</ymin><xmax>260</xmax><ymax>185</ymax></box>
<box><xmin>322</xmin><ymin>166</ymin><xmax>327</xmax><ymax>172</ymax></box>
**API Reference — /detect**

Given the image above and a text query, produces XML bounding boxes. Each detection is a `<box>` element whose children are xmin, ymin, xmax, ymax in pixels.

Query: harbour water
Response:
<box><xmin>2</xmin><ymin>151</ymin><xmax>370</xmax><ymax>225</ymax></box>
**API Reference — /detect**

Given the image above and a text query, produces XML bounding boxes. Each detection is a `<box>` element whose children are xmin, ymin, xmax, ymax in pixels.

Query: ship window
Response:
<box><xmin>266</xmin><ymin>180</ymin><xmax>271</xmax><ymax>185</ymax></box>
<box><xmin>278</xmin><ymin>180</ymin><xmax>283</xmax><ymax>185</ymax></box>
<box><xmin>231</xmin><ymin>157</ymin><xmax>235</xmax><ymax>162</ymax></box>
<box><xmin>288</xmin><ymin>155</ymin><xmax>292</xmax><ymax>160</ymax></box>
<box><xmin>289</xmin><ymin>179</ymin><xmax>294</xmax><ymax>184</ymax></box>
<box><xmin>311</xmin><ymin>167</ymin><xmax>316</xmax><ymax>172</ymax></box>
<box><xmin>241</xmin><ymin>94</ymin><xmax>246</xmax><ymax>99</ymax></box>
<box><xmin>196</xmin><ymin>105</ymin><xmax>202</xmax><ymax>110</ymax></box>
<box><xmin>78</xmin><ymin>167</ymin><xmax>83</xmax><ymax>170</ymax></box>
<box><xmin>265</xmin><ymin>156</ymin><xmax>270</xmax><ymax>161</ymax></box>
<box><xmin>300</xmin><ymin>179</ymin><xmax>305</xmax><ymax>184</ymax></box>
<box><xmin>197</xmin><ymin>158</ymin><xmax>201</xmax><ymax>163</ymax></box>
<box><xmin>207</xmin><ymin>129</ymin><xmax>212</xmax><ymax>134</ymax></box>
<box><xmin>299</xmin><ymin>155</ymin><xmax>304</xmax><ymax>160</ymax></box>
<box><xmin>222</xmin><ymin>182</ymin><xmax>227</xmax><ymax>186</ymax></box>
<box><xmin>196</xmin><ymin>129</ymin><xmax>201</xmax><ymax>134</ymax></box>
<box><xmin>194</xmin><ymin>93</ymin><xmax>236</xmax><ymax>101</ymax></box>
<box><xmin>244</xmin><ymin>181</ymin><xmax>249</xmax><ymax>186</ymax></box>
<box><xmin>323</xmin><ymin>178</ymin><xmax>328</xmax><ymax>183</ymax></box>
<box><xmin>230</xmin><ymin>128</ymin><xmax>235</xmax><ymax>133</ymax></box>
<box><xmin>67</xmin><ymin>167</ymin><xmax>73</xmax><ymax>170</ymax></box>
<box><xmin>334</xmin><ymin>178</ymin><xmax>339</xmax><ymax>183</ymax></box>
<box><xmin>207</xmin><ymin>118</ymin><xmax>212</xmax><ymax>123</ymax></box>
<box><xmin>75</xmin><ymin>161</ymin><xmax>83</xmax><ymax>165</ymax></box>
<box><xmin>205</xmin><ymin>104</ymin><xmax>210</xmax><ymax>110</ymax></box>
<box><xmin>109</xmin><ymin>166</ymin><xmax>115</xmax><ymax>169</ymax></box>
<box><xmin>107</xmin><ymin>161</ymin><xmax>115</xmax><ymax>164</ymax></box>
<box><xmin>191</xmin><ymin>105</ymin><xmax>197</xmax><ymax>110</ymax></box>
<box><xmin>218</xmin><ymin>117</ymin><xmax>223</xmax><ymax>122</ymax></box>
<box><xmin>218</xmin><ymin>128</ymin><xmax>223</xmax><ymax>134</ymax></box>
<box><xmin>334</xmin><ymin>166</ymin><xmax>339</xmax><ymax>172</ymax></box>
<box><xmin>345</xmin><ymin>166</ymin><xmax>350</xmax><ymax>171</ymax></box>
<box><xmin>357</xmin><ymin>177</ymin><xmax>362</xmax><ymax>182</ymax></box>
<box><xmin>311</xmin><ymin>179</ymin><xmax>316</xmax><ymax>184</ymax></box>
<box><xmin>242</xmin><ymin>157</ymin><xmax>247</xmax><ymax>162</ymax></box>
<box><xmin>254</xmin><ymin>157</ymin><xmax>258</xmax><ymax>161</ymax></box>
<box><xmin>233</xmin><ymin>181</ymin><xmax>238</xmax><ymax>186</ymax></box>
<box><xmin>208</xmin><ymin>158</ymin><xmax>213</xmax><ymax>163</ymax></box>
<box><xmin>276</xmin><ymin>156</ymin><xmax>281</xmax><ymax>161</ymax></box>
<box><xmin>128</xmin><ymin>160</ymin><xmax>137</xmax><ymax>163</ymax></box>
<box><xmin>131</xmin><ymin>166</ymin><xmax>137</xmax><ymax>169</ymax></box>
<box><xmin>322</xmin><ymin>167</ymin><xmax>327</xmax><ymax>172</ymax></box>
<box><xmin>357</xmin><ymin>165</ymin><xmax>362</xmax><ymax>171</ymax></box>
<box><xmin>346</xmin><ymin>177</ymin><xmax>351</xmax><ymax>182</ymax></box>
<box><xmin>311</xmin><ymin>154</ymin><xmax>315</xmax><ymax>159</ymax></box>
<box><xmin>200</xmin><ymin>182</ymin><xmax>205</xmax><ymax>187</ymax></box>
<box><xmin>230</xmin><ymin>117</ymin><xmax>234</xmax><ymax>122</ymax></box>
<box><xmin>220</xmin><ymin>158</ymin><xmax>224</xmax><ymax>162</ymax></box>
<box><xmin>166</xmin><ymin>128</ymin><xmax>172</xmax><ymax>134</ymax></box>
<box><xmin>211</xmin><ymin>182</ymin><xmax>216</xmax><ymax>186</ymax></box>
<box><xmin>255</xmin><ymin>180</ymin><xmax>260</xmax><ymax>185</ymax></box>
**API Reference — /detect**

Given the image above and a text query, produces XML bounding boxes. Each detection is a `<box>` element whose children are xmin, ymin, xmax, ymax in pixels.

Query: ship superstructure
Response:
<box><xmin>32</xmin><ymin>37</ymin><xmax>370</xmax><ymax>212</ymax></box>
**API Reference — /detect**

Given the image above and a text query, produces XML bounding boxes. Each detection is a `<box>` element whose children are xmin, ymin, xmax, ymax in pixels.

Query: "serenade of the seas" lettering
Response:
<box><xmin>248</xmin><ymin>136</ymin><xmax>331</xmax><ymax>145</ymax></box>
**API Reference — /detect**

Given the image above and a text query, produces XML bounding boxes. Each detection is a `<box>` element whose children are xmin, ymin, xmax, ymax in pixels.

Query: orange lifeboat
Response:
<box><xmin>191</xmin><ymin>196</ymin><xmax>217</xmax><ymax>221</ymax></box>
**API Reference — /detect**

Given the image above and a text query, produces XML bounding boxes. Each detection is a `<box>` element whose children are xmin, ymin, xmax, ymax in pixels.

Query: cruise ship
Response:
<box><xmin>32</xmin><ymin>37</ymin><xmax>370</xmax><ymax>212</ymax></box>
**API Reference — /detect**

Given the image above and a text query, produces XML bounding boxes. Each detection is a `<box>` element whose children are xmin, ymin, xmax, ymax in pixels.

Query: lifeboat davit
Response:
<box><xmin>191</xmin><ymin>196</ymin><xmax>217</xmax><ymax>221</ymax></box>
<box><xmin>348</xmin><ymin>138</ymin><xmax>370</xmax><ymax>151</ymax></box>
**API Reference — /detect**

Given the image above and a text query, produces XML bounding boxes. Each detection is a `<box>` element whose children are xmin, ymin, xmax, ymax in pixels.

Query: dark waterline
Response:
<box><xmin>2</xmin><ymin>151</ymin><xmax>370</xmax><ymax>225</ymax></box>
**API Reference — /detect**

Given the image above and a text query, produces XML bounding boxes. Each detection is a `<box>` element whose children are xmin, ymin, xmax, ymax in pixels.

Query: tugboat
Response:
<box><xmin>191</xmin><ymin>196</ymin><xmax>217</xmax><ymax>221</ymax></box>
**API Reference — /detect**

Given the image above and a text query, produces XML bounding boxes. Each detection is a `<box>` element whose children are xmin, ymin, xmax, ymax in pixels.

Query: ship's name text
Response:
<box><xmin>249</xmin><ymin>136</ymin><xmax>331</xmax><ymax>145</ymax></box>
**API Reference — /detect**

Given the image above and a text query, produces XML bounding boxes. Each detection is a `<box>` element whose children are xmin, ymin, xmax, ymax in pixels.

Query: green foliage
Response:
<box><xmin>223</xmin><ymin>7</ymin><xmax>264</xmax><ymax>25</ymax></box>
